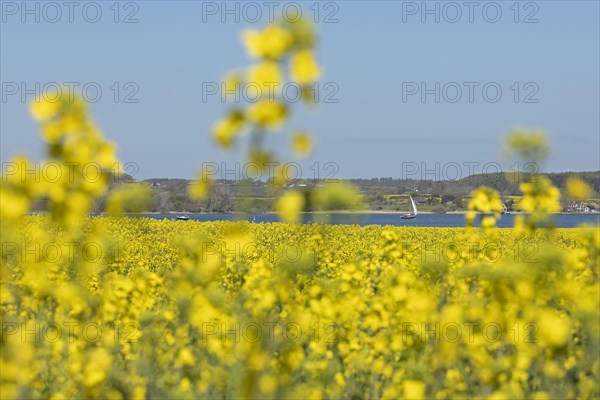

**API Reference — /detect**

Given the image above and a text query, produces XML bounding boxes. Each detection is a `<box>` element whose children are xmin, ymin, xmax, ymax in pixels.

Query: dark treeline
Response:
<box><xmin>136</xmin><ymin>171</ymin><xmax>600</xmax><ymax>213</ymax></box>
<box><xmin>32</xmin><ymin>171</ymin><xmax>600</xmax><ymax>214</ymax></box>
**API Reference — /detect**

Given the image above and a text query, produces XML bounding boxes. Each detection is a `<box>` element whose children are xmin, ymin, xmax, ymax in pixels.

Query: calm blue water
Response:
<box><xmin>132</xmin><ymin>213</ymin><xmax>600</xmax><ymax>228</ymax></box>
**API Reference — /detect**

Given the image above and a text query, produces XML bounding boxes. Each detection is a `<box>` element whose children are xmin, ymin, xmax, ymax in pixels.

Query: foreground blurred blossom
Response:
<box><xmin>466</xmin><ymin>186</ymin><xmax>503</xmax><ymax>228</ymax></box>
<box><xmin>290</xmin><ymin>49</ymin><xmax>322</xmax><ymax>85</ymax></box>
<box><xmin>188</xmin><ymin>170</ymin><xmax>213</xmax><ymax>200</ymax></box>
<box><xmin>504</xmin><ymin>128</ymin><xmax>550</xmax><ymax>165</ymax></box>
<box><xmin>275</xmin><ymin>190</ymin><xmax>305</xmax><ymax>223</ymax></box>
<box><xmin>313</xmin><ymin>181</ymin><xmax>363</xmax><ymax>211</ymax></box>
<box><xmin>247</xmin><ymin>61</ymin><xmax>283</xmax><ymax>98</ymax></box>
<box><xmin>246</xmin><ymin>100</ymin><xmax>288</xmax><ymax>128</ymax></box>
<box><xmin>242</xmin><ymin>24</ymin><xmax>293</xmax><ymax>59</ymax></box>
<box><xmin>292</xmin><ymin>130</ymin><xmax>313</xmax><ymax>158</ymax></box>
<box><xmin>566</xmin><ymin>177</ymin><xmax>593</xmax><ymax>200</ymax></box>
<box><xmin>213</xmin><ymin>111</ymin><xmax>245</xmax><ymax>148</ymax></box>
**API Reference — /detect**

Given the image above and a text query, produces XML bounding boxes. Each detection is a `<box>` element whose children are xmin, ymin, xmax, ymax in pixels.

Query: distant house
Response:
<box><xmin>566</xmin><ymin>201</ymin><xmax>598</xmax><ymax>213</ymax></box>
<box><xmin>151</xmin><ymin>182</ymin><xmax>161</xmax><ymax>187</ymax></box>
<box><xmin>415</xmin><ymin>196</ymin><xmax>427</xmax><ymax>205</ymax></box>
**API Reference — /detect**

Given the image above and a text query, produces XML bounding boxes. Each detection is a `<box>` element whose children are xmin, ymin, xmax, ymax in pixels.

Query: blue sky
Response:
<box><xmin>1</xmin><ymin>1</ymin><xmax>599</xmax><ymax>180</ymax></box>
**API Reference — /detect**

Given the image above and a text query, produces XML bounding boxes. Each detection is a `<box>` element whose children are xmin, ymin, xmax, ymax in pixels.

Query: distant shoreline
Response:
<box><xmin>27</xmin><ymin>211</ymin><xmax>598</xmax><ymax>217</ymax></box>
<box><xmin>122</xmin><ymin>211</ymin><xmax>598</xmax><ymax>216</ymax></box>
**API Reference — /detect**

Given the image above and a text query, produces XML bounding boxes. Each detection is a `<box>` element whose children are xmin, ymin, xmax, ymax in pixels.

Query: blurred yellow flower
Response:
<box><xmin>270</xmin><ymin>163</ymin><xmax>289</xmax><ymax>186</ymax></box>
<box><xmin>105</xmin><ymin>184</ymin><xmax>151</xmax><ymax>216</ymax></box>
<box><xmin>292</xmin><ymin>131</ymin><xmax>313</xmax><ymax>158</ymax></box>
<box><xmin>466</xmin><ymin>186</ymin><xmax>502</xmax><ymax>228</ymax></box>
<box><xmin>30</xmin><ymin>96</ymin><xmax>62</xmax><ymax>122</ymax></box>
<box><xmin>259</xmin><ymin>375</ymin><xmax>278</xmax><ymax>394</ymax></box>
<box><xmin>223</xmin><ymin>72</ymin><xmax>243</xmax><ymax>93</ymax></box>
<box><xmin>97</xmin><ymin>142</ymin><xmax>117</xmax><ymax>168</ymax></box>
<box><xmin>468</xmin><ymin>186</ymin><xmax>503</xmax><ymax>214</ymax></box>
<box><xmin>504</xmin><ymin>128</ymin><xmax>550</xmax><ymax>164</ymax></box>
<box><xmin>246</xmin><ymin>100</ymin><xmax>287</xmax><ymax>128</ymax></box>
<box><xmin>41</xmin><ymin>120</ymin><xmax>65</xmax><ymax>143</ymax></box>
<box><xmin>285</xmin><ymin>17</ymin><xmax>316</xmax><ymax>49</ymax></box>
<box><xmin>481</xmin><ymin>216</ymin><xmax>496</xmax><ymax>229</ymax></box>
<box><xmin>290</xmin><ymin>50</ymin><xmax>321</xmax><ymax>84</ymax></box>
<box><xmin>565</xmin><ymin>177</ymin><xmax>592</xmax><ymax>200</ymax></box>
<box><xmin>189</xmin><ymin>170</ymin><xmax>213</xmax><ymax>200</ymax></box>
<box><xmin>83</xmin><ymin>348</ymin><xmax>111</xmax><ymax>387</ymax></box>
<box><xmin>403</xmin><ymin>380</ymin><xmax>425</xmax><ymax>399</ymax></box>
<box><xmin>242</xmin><ymin>24</ymin><xmax>292</xmax><ymax>59</ymax></box>
<box><xmin>313</xmin><ymin>182</ymin><xmax>363</xmax><ymax>211</ymax></box>
<box><xmin>334</xmin><ymin>372</ymin><xmax>346</xmax><ymax>387</ymax></box>
<box><xmin>248</xmin><ymin>148</ymin><xmax>275</xmax><ymax>170</ymax></box>
<box><xmin>275</xmin><ymin>190</ymin><xmax>304</xmax><ymax>223</ymax></box>
<box><xmin>532</xmin><ymin>392</ymin><xmax>551</xmax><ymax>400</ymax></box>
<box><xmin>247</xmin><ymin>61</ymin><xmax>283</xmax><ymax>100</ymax></box>
<box><xmin>213</xmin><ymin>111</ymin><xmax>245</xmax><ymax>148</ymax></box>
<box><xmin>0</xmin><ymin>188</ymin><xmax>30</xmax><ymax>221</ymax></box>
<box><xmin>537</xmin><ymin>309</ymin><xmax>570</xmax><ymax>347</ymax></box>
<box><xmin>518</xmin><ymin>177</ymin><xmax>561</xmax><ymax>213</ymax></box>
<box><xmin>179</xmin><ymin>378</ymin><xmax>191</xmax><ymax>392</ymax></box>
<box><xmin>176</xmin><ymin>348</ymin><xmax>196</xmax><ymax>367</ymax></box>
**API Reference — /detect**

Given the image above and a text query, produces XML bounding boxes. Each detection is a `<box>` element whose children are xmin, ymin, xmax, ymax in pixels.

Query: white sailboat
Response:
<box><xmin>401</xmin><ymin>195</ymin><xmax>418</xmax><ymax>219</ymax></box>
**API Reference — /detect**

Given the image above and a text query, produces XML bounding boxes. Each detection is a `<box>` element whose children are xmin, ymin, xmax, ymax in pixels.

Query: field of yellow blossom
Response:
<box><xmin>1</xmin><ymin>216</ymin><xmax>599</xmax><ymax>399</ymax></box>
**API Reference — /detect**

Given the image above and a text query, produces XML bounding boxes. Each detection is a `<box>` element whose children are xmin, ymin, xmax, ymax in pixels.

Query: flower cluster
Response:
<box><xmin>187</xmin><ymin>19</ymin><xmax>330</xmax><ymax>221</ymax></box>
<box><xmin>212</xmin><ymin>20</ymin><xmax>320</xmax><ymax>153</ymax></box>
<box><xmin>465</xmin><ymin>186</ymin><xmax>504</xmax><ymax>229</ymax></box>
<box><xmin>2</xmin><ymin>92</ymin><xmax>118</xmax><ymax>231</ymax></box>
<box><xmin>515</xmin><ymin>176</ymin><xmax>562</xmax><ymax>231</ymax></box>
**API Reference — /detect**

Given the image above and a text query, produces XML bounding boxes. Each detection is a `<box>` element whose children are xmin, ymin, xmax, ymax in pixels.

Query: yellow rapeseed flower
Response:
<box><xmin>41</xmin><ymin>120</ymin><xmax>65</xmax><ymax>143</ymax></box>
<box><xmin>105</xmin><ymin>184</ymin><xmax>151</xmax><ymax>215</ymax></box>
<box><xmin>29</xmin><ymin>96</ymin><xmax>62</xmax><ymax>122</ymax></box>
<box><xmin>247</xmin><ymin>61</ymin><xmax>283</xmax><ymax>100</ymax></box>
<box><xmin>292</xmin><ymin>131</ymin><xmax>313</xmax><ymax>158</ymax></box>
<box><xmin>468</xmin><ymin>186</ymin><xmax>503</xmax><ymax>214</ymax></box>
<box><xmin>275</xmin><ymin>190</ymin><xmax>304</xmax><ymax>223</ymax></box>
<box><xmin>313</xmin><ymin>182</ymin><xmax>363</xmax><ymax>211</ymax></box>
<box><xmin>213</xmin><ymin>111</ymin><xmax>245</xmax><ymax>148</ymax></box>
<box><xmin>403</xmin><ymin>380</ymin><xmax>426</xmax><ymax>399</ymax></box>
<box><xmin>223</xmin><ymin>72</ymin><xmax>243</xmax><ymax>93</ymax></box>
<box><xmin>0</xmin><ymin>188</ymin><xmax>30</xmax><ymax>221</ymax></box>
<box><xmin>504</xmin><ymin>128</ymin><xmax>550</xmax><ymax>164</ymax></box>
<box><xmin>537</xmin><ymin>309</ymin><xmax>570</xmax><ymax>347</ymax></box>
<box><xmin>518</xmin><ymin>177</ymin><xmax>561</xmax><ymax>213</ymax></box>
<box><xmin>242</xmin><ymin>24</ymin><xmax>292</xmax><ymax>59</ymax></box>
<box><xmin>83</xmin><ymin>348</ymin><xmax>111</xmax><ymax>387</ymax></box>
<box><xmin>248</xmin><ymin>61</ymin><xmax>282</xmax><ymax>87</ymax></box>
<box><xmin>290</xmin><ymin>50</ymin><xmax>321</xmax><ymax>84</ymax></box>
<box><xmin>189</xmin><ymin>170</ymin><xmax>213</xmax><ymax>200</ymax></box>
<box><xmin>176</xmin><ymin>348</ymin><xmax>196</xmax><ymax>367</ymax></box>
<box><xmin>246</xmin><ymin>100</ymin><xmax>287</xmax><ymax>128</ymax></box>
<box><xmin>565</xmin><ymin>177</ymin><xmax>592</xmax><ymax>200</ymax></box>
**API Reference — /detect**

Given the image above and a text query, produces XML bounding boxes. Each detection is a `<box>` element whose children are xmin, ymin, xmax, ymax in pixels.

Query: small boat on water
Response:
<box><xmin>401</xmin><ymin>195</ymin><xmax>418</xmax><ymax>220</ymax></box>
<box><xmin>176</xmin><ymin>215</ymin><xmax>190</xmax><ymax>221</ymax></box>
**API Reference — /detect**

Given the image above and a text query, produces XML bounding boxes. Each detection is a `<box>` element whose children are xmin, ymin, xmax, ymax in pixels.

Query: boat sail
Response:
<box><xmin>410</xmin><ymin>195</ymin><xmax>418</xmax><ymax>215</ymax></box>
<box><xmin>401</xmin><ymin>195</ymin><xmax>418</xmax><ymax>219</ymax></box>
